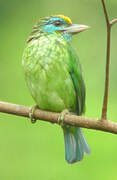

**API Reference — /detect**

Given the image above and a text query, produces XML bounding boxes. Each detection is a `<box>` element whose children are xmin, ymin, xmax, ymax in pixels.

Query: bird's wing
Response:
<box><xmin>67</xmin><ymin>45</ymin><xmax>86</xmax><ymax>115</ymax></box>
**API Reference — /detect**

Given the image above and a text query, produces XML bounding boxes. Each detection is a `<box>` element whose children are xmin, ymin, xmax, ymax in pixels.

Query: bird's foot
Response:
<box><xmin>58</xmin><ymin>109</ymin><xmax>69</xmax><ymax>127</ymax></box>
<box><xmin>29</xmin><ymin>105</ymin><xmax>39</xmax><ymax>124</ymax></box>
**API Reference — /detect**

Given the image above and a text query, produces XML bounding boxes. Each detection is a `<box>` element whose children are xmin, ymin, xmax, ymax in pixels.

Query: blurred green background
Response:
<box><xmin>0</xmin><ymin>0</ymin><xmax>117</xmax><ymax>179</ymax></box>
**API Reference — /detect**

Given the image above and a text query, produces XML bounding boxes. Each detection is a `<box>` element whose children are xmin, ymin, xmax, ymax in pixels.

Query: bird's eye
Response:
<box><xmin>54</xmin><ymin>21</ymin><xmax>62</xmax><ymax>26</ymax></box>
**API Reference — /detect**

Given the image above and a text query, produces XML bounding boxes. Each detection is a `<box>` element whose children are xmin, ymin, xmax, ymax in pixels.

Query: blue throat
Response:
<box><xmin>62</xmin><ymin>33</ymin><xmax>71</xmax><ymax>41</ymax></box>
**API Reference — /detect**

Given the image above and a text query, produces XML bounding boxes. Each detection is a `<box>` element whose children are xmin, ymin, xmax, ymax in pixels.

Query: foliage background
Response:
<box><xmin>0</xmin><ymin>0</ymin><xmax>117</xmax><ymax>179</ymax></box>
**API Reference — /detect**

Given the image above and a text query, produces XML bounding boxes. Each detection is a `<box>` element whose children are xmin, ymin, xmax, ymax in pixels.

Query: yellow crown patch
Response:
<box><xmin>56</xmin><ymin>15</ymin><xmax>72</xmax><ymax>24</ymax></box>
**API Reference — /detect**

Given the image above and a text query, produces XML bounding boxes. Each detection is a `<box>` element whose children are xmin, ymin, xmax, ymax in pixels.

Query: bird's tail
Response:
<box><xmin>63</xmin><ymin>126</ymin><xmax>91</xmax><ymax>163</ymax></box>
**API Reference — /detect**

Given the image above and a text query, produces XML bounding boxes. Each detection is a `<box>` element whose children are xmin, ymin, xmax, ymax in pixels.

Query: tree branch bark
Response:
<box><xmin>101</xmin><ymin>0</ymin><xmax>117</xmax><ymax>120</ymax></box>
<box><xmin>0</xmin><ymin>101</ymin><xmax>117</xmax><ymax>134</ymax></box>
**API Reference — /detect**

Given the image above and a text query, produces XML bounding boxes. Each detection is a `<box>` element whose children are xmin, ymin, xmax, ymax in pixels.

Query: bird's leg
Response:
<box><xmin>29</xmin><ymin>105</ymin><xmax>39</xmax><ymax>123</ymax></box>
<box><xmin>58</xmin><ymin>109</ymin><xmax>70</xmax><ymax>127</ymax></box>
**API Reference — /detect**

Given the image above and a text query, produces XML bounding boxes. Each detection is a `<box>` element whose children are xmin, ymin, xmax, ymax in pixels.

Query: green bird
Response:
<box><xmin>22</xmin><ymin>15</ymin><xmax>91</xmax><ymax>163</ymax></box>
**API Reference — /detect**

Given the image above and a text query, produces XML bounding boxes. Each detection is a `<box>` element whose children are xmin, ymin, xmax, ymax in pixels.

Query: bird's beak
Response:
<box><xmin>63</xmin><ymin>24</ymin><xmax>90</xmax><ymax>34</ymax></box>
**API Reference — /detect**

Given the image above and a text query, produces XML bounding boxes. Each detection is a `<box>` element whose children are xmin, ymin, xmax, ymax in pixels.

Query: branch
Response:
<box><xmin>101</xmin><ymin>0</ymin><xmax>117</xmax><ymax>120</ymax></box>
<box><xmin>0</xmin><ymin>101</ymin><xmax>117</xmax><ymax>134</ymax></box>
<box><xmin>101</xmin><ymin>0</ymin><xmax>110</xmax><ymax>26</ymax></box>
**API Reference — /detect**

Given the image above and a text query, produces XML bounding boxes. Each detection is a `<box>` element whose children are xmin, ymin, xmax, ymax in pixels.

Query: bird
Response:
<box><xmin>22</xmin><ymin>14</ymin><xmax>91</xmax><ymax>164</ymax></box>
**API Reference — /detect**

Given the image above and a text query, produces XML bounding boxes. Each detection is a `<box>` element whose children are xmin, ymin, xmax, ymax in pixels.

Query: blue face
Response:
<box><xmin>42</xmin><ymin>17</ymin><xmax>72</xmax><ymax>41</ymax></box>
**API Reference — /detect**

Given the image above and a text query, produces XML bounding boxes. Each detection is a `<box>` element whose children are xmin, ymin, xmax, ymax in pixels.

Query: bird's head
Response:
<box><xmin>31</xmin><ymin>15</ymin><xmax>89</xmax><ymax>41</ymax></box>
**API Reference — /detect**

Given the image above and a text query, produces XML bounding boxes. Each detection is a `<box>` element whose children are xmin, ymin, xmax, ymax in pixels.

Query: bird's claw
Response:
<box><xmin>58</xmin><ymin>109</ymin><xmax>69</xmax><ymax>127</ymax></box>
<box><xmin>29</xmin><ymin>105</ymin><xmax>39</xmax><ymax>123</ymax></box>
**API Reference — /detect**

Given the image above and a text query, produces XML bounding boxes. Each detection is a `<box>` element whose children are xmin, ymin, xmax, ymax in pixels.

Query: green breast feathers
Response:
<box><xmin>22</xmin><ymin>33</ymin><xmax>85</xmax><ymax>114</ymax></box>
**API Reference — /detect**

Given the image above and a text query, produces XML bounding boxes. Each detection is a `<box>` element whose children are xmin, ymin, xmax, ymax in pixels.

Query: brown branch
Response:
<box><xmin>101</xmin><ymin>0</ymin><xmax>110</xmax><ymax>26</ymax></box>
<box><xmin>101</xmin><ymin>0</ymin><xmax>117</xmax><ymax>120</ymax></box>
<box><xmin>0</xmin><ymin>101</ymin><xmax>117</xmax><ymax>134</ymax></box>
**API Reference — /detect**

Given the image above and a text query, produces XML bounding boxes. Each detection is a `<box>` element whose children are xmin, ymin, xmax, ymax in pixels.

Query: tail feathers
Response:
<box><xmin>75</xmin><ymin>128</ymin><xmax>91</xmax><ymax>155</ymax></box>
<box><xmin>63</xmin><ymin>127</ymin><xmax>91</xmax><ymax>164</ymax></box>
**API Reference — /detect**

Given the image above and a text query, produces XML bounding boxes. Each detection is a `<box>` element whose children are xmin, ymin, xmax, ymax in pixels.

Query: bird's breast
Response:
<box><xmin>22</xmin><ymin>34</ymin><xmax>76</xmax><ymax>112</ymax></box>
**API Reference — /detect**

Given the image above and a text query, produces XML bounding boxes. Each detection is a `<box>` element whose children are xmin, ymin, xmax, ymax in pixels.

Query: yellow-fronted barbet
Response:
<box><xmin>22</xmin><ymin>15</ymin><xmax>91</xmax><ymax>163</ymax></box>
